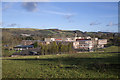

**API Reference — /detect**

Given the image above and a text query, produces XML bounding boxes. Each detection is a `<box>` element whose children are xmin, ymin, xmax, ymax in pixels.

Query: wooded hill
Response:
<box><xmin>1</xmin><ymin>28</ymin><xmax>120</xmax><ymax>47</ymax></box>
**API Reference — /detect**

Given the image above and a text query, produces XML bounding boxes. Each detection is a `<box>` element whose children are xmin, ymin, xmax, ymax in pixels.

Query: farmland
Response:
<box><xmin>2</xmin><ymin>46</ymin><xmax>120</xmax><ymax>78</ymax></box>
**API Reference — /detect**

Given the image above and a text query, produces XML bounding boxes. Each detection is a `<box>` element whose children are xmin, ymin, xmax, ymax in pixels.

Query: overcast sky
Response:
<box><xmin>2</xmin><ymin>2</ymin><xmax>118</xmax><ymax>32</ymax></box>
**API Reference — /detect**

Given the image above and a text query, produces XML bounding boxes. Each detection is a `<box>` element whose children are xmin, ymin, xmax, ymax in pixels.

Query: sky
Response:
<box><xmin>1</xmin><ymin>2</ymin><xmax>118</xmax><ymax>32</ymax></box>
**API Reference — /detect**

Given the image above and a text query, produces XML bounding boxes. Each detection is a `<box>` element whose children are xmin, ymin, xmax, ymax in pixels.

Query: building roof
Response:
<box><xmin>14</xmin><ymin>45</ymin><xmax>34</xmax><ymax>48</ymax></box>
<box><xmin>76</xmin><ymin>39</ymin><xmax>91</xmax><ymax>41</ymax></box>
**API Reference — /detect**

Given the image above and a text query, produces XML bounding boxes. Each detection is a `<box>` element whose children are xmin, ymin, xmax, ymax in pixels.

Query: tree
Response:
<box><xmin>68</xmin><ymin>43</ymin><xmax>73</xmax><ymax>53</ymax></box>
<box><xmin>51</xmin><ymin>41</ymin><xmax>58</xmax><ymax>54</ymax></box>
<box><xmin>61</xmin><ymin>44</ymin><xmax>65</xmax><ymax>53</ymax></box>
<box><xmin>44</xmin><ymin>45</ymin><xmax>48</xmax><ymax>55</ymax></box>
<box><xmin>25</xmin><ymin>36</ymin><xmax>34</xmax><ymax>40</ymax></box>
<box><xmin>58</xmin><ymin>42</ymin><xmax>62</xmax><ymax>53</ymax></box>
<box><xmin>33</xmin><ymin>42</ymin><xmax>38</xmax><ymax>48</ymax></box>
<box><xmin>41</xmin><ymin>45</ymin><xmax>45</xmax><ymax>55</ymax></box>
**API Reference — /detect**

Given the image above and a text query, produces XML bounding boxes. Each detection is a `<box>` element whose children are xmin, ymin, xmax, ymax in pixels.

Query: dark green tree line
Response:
<box><xmin>38</xmin><ymin>42</ymin><xmax>73</xmax><ymax>55</ymax></box>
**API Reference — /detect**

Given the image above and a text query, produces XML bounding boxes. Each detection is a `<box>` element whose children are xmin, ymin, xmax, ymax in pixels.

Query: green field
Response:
<box><xmin>2</xmin><ymin>46</ymin><xmax>120</xmax><ymax>78</ymax></box>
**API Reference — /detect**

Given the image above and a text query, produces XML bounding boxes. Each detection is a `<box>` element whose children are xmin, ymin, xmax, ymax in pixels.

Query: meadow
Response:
<box><xmin>2</xmin><ymin>46</ymin><xmax>120</xmax><ymax>79</ymax></box>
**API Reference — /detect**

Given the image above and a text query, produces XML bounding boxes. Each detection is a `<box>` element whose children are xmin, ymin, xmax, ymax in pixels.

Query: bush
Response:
<box><xmin>2</xmin><ymin>49</ymin><xmax>16</xmax><ymax>57</ymax></box>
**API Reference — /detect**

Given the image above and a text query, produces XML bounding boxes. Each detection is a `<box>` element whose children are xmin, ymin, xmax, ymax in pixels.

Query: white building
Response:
<box><xmin>44</xmin><ymin>37</ymin><xmax>107</xmax><ymax>51</ymax></box>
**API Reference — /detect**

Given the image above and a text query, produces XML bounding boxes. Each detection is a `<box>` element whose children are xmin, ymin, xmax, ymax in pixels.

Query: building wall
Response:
<box><xmin>21</xmin><ymin>40</ymin><xmax>34</xmax><ymax>45</ymax></box>
<box><xmin>45</xmin><ymin>38</ymin><xmax>76</xmax><ymax>42</ymax></box>
<box><xmin>78</xmin><ymin>44</ymin><xmax>93</xmax><ymax>50</ymax></box>
<box><xmin>77</xmin><ymin>40</ymin><xmax>91</xmax><ymax>43</ymax></box>
<box><xmin>97</xmin><ymin>44</ymin><xmax>104</xmax><ymax>48</ymax></box>
<box><xmin>75</xmin><ymin>38</ymin><xmax>107</xmax><ymax>50</ymax></box>
<box><xmin>21</xmin><ymin>40</ymin><xmax>51</xmax><ymax>45</ymax></box>
<box><xmin>73</xmin><ymin>41</ymin><xmax>79</xmax><ymax>49</ymax></box>
<box><xmin>98</xmin><ymin>39</ymin><xmax>107</xmax><ymax>45</ymax></box>
<box><xmin>45</xmin><ymin>38</ymin><xmax>55</xmax><ymax>42</ymax></box>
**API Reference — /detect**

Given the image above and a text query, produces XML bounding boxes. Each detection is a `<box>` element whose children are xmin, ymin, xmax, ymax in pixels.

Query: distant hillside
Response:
<box><xmin>2</xmin><ymin>28</ymin><xmax>87</xmax><ymax>38</ymax></box>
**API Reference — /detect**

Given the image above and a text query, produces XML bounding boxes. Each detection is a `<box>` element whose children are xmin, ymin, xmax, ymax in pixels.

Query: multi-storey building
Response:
<box><xmin>19</xmin><ymin>36</ymin><xmax>107</xmax><ymax>51</ymax></box>
<box><xmin>44</xmin><ymin>37</ymin><xmax>107</xmax><ymax>51</ymax></box>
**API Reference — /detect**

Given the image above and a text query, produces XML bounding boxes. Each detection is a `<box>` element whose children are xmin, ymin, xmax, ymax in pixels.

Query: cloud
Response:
<box><xmin>22</xmin><ymin>2</ymin><xmax>38</xmax><ymax>12</ymax></box>
<box><xmin>106</xmin><ymin>22</ymin><xmax>118</xmax><ymax>26</ymax></box>
<box><xmin>0</xmin><ymin>22</ymin><xmax>21</xmax><ymax>28</ymax></box>
<box><xmin>68</xmin><ymin>20</ymin><xmax>74</xmax><ymax>23</ymax></box>
<box><xmin>64</xmin><ymin>14</ymin><xmax>73</xmax><ymax>19</ymax></box>
<box><xmin>64</xmin><ymin>14</ymin><xmax>74</xmax><ymax>23</ymax></box>
<box><xmin>43</xmin><ymin>10</ymin><xmax>73</xmax><ymax>16</ymax></box>
<box><xmin>90</xmin><ymin>22</ymin><xmax>101</xmax><ymax>26</ymax></box>
<box><xmin>44</xmin><ymin>10</ymin><xmax>75</xmax><ymax>23</ymax></box>
<box><xmin>7</xmin><ymin>23</ymin><xmax>18</xmax><ymax>27</ymax></box>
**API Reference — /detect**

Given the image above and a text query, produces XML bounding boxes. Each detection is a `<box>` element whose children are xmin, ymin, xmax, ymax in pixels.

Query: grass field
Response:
<box><xmin>2</xmin><ymin>46</ymin><xmax>120</xmax><ymax>78</ymax></box>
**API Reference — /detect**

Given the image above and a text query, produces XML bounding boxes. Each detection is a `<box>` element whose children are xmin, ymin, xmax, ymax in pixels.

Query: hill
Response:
<box><xmin>2</xmin><ymin>28</ymin><xmax>120</xmax><ymax>47</ymax></box>
<box><xmin>2</xmin><ymin>28</ymin><xmax>86</xmax><ymax>37</ymax></box>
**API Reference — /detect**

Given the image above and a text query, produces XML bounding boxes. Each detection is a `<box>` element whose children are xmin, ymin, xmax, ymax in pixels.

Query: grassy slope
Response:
<box><xmin>2</xmin><ymin>46</ymin><xmax>120</xmax><ymax>78</ymax></box>
<box><xmin>2</xmin><ymin>28</ymin><xmax>84</xmax><ymax>38</ymax></box>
